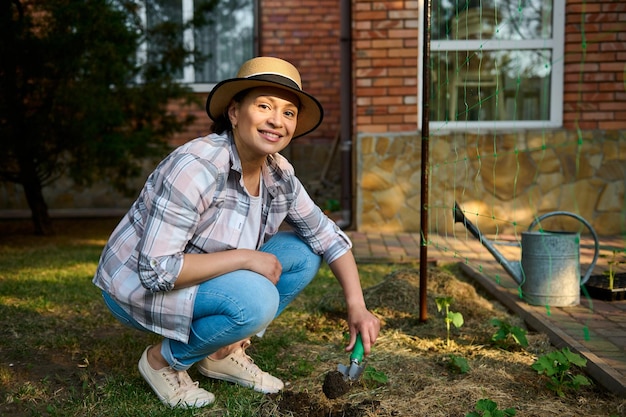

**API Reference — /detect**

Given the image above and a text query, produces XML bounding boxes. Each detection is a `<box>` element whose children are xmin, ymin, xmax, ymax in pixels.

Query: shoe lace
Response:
<box><xmin>231</xmin><ymin>339</ymin><xmax>261</xmax><ymax>377</ymax></box>
<box><xmin>163</xmin><ymin>369</ymin><xmax>201</xmax><ymax>394</ymax></box>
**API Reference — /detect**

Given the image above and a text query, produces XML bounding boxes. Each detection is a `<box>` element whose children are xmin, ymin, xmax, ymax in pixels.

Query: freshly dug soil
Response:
<box><xmin>322</xmin><ymin>370</ymin><xmax>351</xmax><ymax>399</ymax></box>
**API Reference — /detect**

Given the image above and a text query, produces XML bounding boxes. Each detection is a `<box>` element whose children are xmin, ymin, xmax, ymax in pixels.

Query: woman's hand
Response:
<box><xmin>328</xmin><ymin>251</ymin><xmax>381</xmax><ymax>356</ymax></box>
<box><xmin>346</xmin><ymin>306</ymin><xmax>380</xmax><ymax>356</ymax></box>
<box><xmin>175</xmin><ymin>249</ymin><xmax>282</xmax><ymax>288</ymax></box>
<box><xmin>243</xmin><ymin>250</ymin><xmax>283</xmax><ymax>285</ymax></box>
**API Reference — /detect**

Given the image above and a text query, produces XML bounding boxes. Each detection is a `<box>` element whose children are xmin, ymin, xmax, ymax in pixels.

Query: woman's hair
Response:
<box><xmin>210</xmin><ymin>89</ymin><xmax>250</xmax><ymax>135</ymax></box>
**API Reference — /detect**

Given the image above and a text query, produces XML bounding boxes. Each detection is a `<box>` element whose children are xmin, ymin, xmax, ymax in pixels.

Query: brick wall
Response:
<box><xmin>260</xmin><ymin>0</ymin><xmax>342</xmax><ymax>144</ymax></box>
<box><xmin>563</xmin><ymin>1</ymin><xmax>626</xmax><ymax>130</ymax></box>
<box><xmin>353</xmin><ymin>0</ymin><xmax>419</xmax><ymax>134</ymax></box>
<box><xmin>142</xmin><ymin>1</ymin><xmax>626</xmax><ymax>146</ymax></box>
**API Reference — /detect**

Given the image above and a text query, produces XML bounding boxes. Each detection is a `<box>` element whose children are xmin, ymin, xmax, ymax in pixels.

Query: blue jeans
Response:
<box><xmin>101</xmin><ymin>232</ymin><xmax>322</xmax><ymax>371</ymax></box>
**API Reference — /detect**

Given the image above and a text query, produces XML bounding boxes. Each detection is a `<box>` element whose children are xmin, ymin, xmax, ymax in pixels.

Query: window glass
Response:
<box><xmin>194</xmin><ymin>0</ymin><xmax>254</xmax><ymax>83</ymax></box>
<box><xmin>145</xmin><ymin>0</ymin><xmax>184</xmax><ymax>80</ymax></box>
<box><xmin>144</xmin><ymin>0</ymin><xmax>254</xmax><ymax>85</ymax></box>
<box><xmin>428</xmin><ymin>0</ymin><xmax>561</xmax><ymax>126</ymax></box>
<box><xmin>431</xmin><ymin>49</ymin><xmax>552</xmax><ymax>122</ymax></box>
<box><xmin>432</xmin><ymin>1</ymin><xmax>553</xmax><ymax>41</ymax></box>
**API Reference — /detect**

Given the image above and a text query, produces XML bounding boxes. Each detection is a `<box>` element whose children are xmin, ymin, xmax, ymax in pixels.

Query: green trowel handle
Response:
<box><xmin>350</xmin><ymin>333</ymin><xmax>365</xmax><ymax>363</ymax></box>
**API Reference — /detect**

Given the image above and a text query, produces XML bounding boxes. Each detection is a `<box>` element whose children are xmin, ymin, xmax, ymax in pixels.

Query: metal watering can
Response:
<box><xmin>453</xmin><ymin>202</ymin><xmax>600</xmax><ymax>307</ymax></box>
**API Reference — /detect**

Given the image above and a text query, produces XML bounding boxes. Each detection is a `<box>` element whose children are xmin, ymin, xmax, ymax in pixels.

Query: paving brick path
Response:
<box><xmin>347</xmin><ymin>231</ymin><xmax>626</xmax><ymax>397</ymax></box>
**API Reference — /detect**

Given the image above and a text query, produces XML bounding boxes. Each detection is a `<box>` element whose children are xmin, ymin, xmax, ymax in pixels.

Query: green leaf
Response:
<box><xmin>435</xmin><ymin>296</ymin><xmax>453</xmax><ymax>312</ymax></box>
<box><xmin>491</xmin><ymin>328</ymin><xmax>508</xmax><ymax>342</ymax></box>
<box><xmin>469</xmin><ymin>398</ymin><xmax>515</xmax><ymax>417</ymax></box>
<box><xmin>448</xmin><ymin>354</ymin><xmax>470</xmax><ymax>374</ymax></box>
<box><xmin>561</xmin><ymin>348</ymin><xmax>587</xmax><ymax>368</ymax></box>
<box><xmin>449</xmin><ymin>311</ymin><xmax>464</xmax><ymax>328</ymax></box>
<box><xmin>531</xmin><ymin>355</ymin><xmax>554</xmax><ymax>374</ymax></box>
<box><xmin>510</xmin><ymin>327</ymin><xmax>528</xmax><ymax>347</ymax></box>
<box><xmin>569</xmin><ymin>374</ymin><xmax>591</xmax><ymax>388</ymax></box>
<box><xmin>364</xmin><ymin>366</ymin><xmax>389</xmax><ymax>384</ymax></box>
<box><xmin>490</xmin><ymin>318</ymin><xmax>504</xmax><ymax>327</ymax></box>
<box><xmin>475</xmin><ymin>398</ymin><xmax>498</xmax><ymax>411</ymax></box>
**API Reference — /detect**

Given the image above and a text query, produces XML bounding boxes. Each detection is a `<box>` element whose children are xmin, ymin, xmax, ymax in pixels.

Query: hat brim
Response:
<box><xmin>206</xmin><ymin>78</ymin><xmax>324</xmax><ymax>139</ymax></box>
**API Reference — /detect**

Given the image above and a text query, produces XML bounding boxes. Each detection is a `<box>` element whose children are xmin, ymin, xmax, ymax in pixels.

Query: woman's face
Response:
<box><xmin>228</xmin><ymin>86</ymin><xmax>300</xmax><ymax>161</ymax></box>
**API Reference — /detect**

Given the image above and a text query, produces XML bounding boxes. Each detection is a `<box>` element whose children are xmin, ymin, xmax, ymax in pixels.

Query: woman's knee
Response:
<box><xmin>262</xmin><ymin>232</ymin><xmax>322</xmax><ymax>272</ymax></box>
<box><xmin>194</xmin><ymin>272</ymin><xmax>280</xmax><ymax>330</ymax></box>
<box><xmin>242</xmin><ymin>278</ymin><xmax>280</xmax><ymax>328</ymax></box>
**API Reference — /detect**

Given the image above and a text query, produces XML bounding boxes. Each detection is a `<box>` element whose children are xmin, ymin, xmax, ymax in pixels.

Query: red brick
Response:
<box><xmin>371</xmin><ymin>39</ymin><xmax>404</xmax><ymax>49</ymax></box>
<box><xmin>599</xmin><ymin>62</ymin><xmax>626</xmax><ymax>72</ymax></box>
<box><xmin>567</xmin><ymin>3</ymin><xmax>602</xmax><ymax>13</ymax></box>
<box><xmin>356</xmin><ymin>30</ymin><xmax>386</xmax><ymax>40</ymax></box>
<box><xmin>373</xmin><ymin>19</ymin><xmax>404</xmax><ymax>30</ymax></box>
<box><xmin>389</xmin><ymin>10</ymin><xmax>419</xmax><ymax>19</ymax></box>
<box><xmin>598</xmin><ymin>102</ymin><xmax>626</xmax><ymax>111</ymax></box>
<box><xmin>581</xmin><ymin>111</ymin><xmax>613</xmax><ymax>120</ymax></box>
<box><xmin>599</xmin><ymin>82</ymin><xmax>625</xmax><ymax>91</ymax></box>
<box><xmin>354</xmin><ymin>10</ymin><xmax>388</xmax><ymax>21</ymax></box>
<box><xmin>389</xmin><ymin>29</ymin><xmax>418</xmax><ymax>38</ymax></box>
<box><xmin>603</xmin><ymin>2</ymin><xmax>626</xmax><ymax>12</ymax></box>
<box><xmin>372</xmin><ymin>114</ymin><xmax>404</xmax><ymax>124</ymax></box>
<box><xmin>599</xmin><ymin>121</ymin><xmax>626</xmax><ymax>129</ymax></box>
<box><xmin>372</xmin><ymin>95</ymin><xmax>403</xmax><ymax>105</ymax></box>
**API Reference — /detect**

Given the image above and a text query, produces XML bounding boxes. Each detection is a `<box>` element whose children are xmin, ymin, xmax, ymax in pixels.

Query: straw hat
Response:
<box><xmin>206</xmin><ymin>57</ymin><xmax>324</xmax><ymax>139</ymax></box>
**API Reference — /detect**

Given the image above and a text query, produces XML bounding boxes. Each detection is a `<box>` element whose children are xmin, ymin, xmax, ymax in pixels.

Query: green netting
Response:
<box><xmin>425</xmin><ymin>0</ymin><xmax>626</xmax><ymax>335</ymax></box>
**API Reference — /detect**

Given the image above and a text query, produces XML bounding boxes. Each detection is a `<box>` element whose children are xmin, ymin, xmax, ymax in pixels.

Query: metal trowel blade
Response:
<box><xmin>337</xmin><ymin>361</ymin><xmax>366</xmax><ymax>381</ymax></box>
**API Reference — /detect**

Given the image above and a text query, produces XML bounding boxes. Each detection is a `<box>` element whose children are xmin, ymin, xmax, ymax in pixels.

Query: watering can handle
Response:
<box><xmin>528</xmin><ymin>212</ymin><xmax>600</xmax><ymax>286</ymax></box>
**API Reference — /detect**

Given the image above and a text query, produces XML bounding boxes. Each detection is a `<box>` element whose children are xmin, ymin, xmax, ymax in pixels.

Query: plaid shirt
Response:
<box><xmin>93</xmin><ymin>133</ymin><xmax>352</xmax><ymax>343</ymax></box>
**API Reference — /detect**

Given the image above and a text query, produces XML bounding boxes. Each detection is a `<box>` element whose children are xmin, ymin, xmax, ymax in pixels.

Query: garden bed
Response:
<box><xmin>584</xmin><ymin>273</ymin><xmax>626</xmax><ymax>302</ymax></box>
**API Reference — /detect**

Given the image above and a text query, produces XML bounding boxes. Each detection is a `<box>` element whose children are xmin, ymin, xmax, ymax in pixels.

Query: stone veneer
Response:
<box><xmin>356</xmin><ymin>130</ymin><xmax>626</xmax><ymax>236</ymax></box>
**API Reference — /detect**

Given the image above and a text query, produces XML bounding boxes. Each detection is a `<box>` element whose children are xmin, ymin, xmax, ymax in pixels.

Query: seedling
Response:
<box><xmin>446</xmin><ymin>354</ymin><xmax>470</xmax><ymax>374</ymax></box>
<box><xmin>490</xmin><ymin>318</ymin><xmax>528</xmax><ymax>348</ymax></box>
<box><xmin>435</xmin><ymin>296</ymin><xmax>464</xmax><ymax>347</ymax></box>
<box><xmin>531</xmin><ymin>347</ymin><xmax>591</xmax><ymax>397</ymax></box>
<box><xmin>466</xmin><ymin>398</ymin><xmax>516</xmax><ymax>417</ymax></box>
<box><xmin>602</xmin><ymin>249</ymin><xmax>625</xmax><ymax>290</ymax></box>
<box><xmin>363</xmin><ymin>366</ymin><xmax>388</xmax><ymax>385</ymax></box>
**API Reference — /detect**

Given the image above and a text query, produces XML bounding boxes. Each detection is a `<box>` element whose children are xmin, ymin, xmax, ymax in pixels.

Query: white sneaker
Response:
<box><xmin>196</xmin><ymin>340</ymin><xmax>284</xmax><ymax>394</ymax></box>
<box><xmin>138</xmin><ymin>346</ymin><xmax>215</xmax><ymax>408</ymax></box>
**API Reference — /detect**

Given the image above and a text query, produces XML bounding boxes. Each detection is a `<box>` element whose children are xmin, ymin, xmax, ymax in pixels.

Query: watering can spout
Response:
<box><xmin>453</xmin><ymin>202</ymin><xmax>524</xmax><ymax>284</ymax></box>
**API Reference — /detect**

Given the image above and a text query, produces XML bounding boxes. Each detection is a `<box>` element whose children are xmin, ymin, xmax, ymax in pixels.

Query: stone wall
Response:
<box><xmin>356</xmin><ymin>130</ymin><xmax>626</xmax><ymax>236</ymax></box>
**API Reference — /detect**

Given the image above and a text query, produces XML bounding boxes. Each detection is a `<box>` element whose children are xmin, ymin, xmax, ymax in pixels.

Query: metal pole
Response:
<box><xmin>339</xmin><ymin>0</ymin><xmax>353</xmax><ymax>229</ymax></box>
<box><xmin>419</xmin><ymin>0</ymin><xmax>431</xmax><ymax>323</ymax></box>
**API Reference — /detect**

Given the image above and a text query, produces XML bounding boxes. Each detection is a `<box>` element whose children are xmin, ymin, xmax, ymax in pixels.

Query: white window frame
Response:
<box><xmin>417</xmin><ymin>0</ymin><xmax>565</xmax><ymax>132</ymax></box>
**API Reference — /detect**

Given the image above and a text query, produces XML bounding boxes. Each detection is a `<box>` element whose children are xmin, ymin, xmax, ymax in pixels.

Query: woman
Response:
<box><xmin>93</xmin><ymin>56</ymin><xmax>380</xmax><ymax>408</ymax></box>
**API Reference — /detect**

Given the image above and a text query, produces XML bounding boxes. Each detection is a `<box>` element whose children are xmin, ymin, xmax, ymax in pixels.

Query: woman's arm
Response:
<box><xmin>328</xmin><ymin>250</ymin><xmax>380</xmax><ymax>356</ymax></box>
<box><xmin>173</xmin><ymin>249</ymin><xmax>283</xmax><ymax>289</ymax></box>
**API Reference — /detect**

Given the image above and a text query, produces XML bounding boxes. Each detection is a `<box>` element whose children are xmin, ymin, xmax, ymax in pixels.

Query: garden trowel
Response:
<box><xmin>337</xmin><ymin>333</ymin><xmax>366</xmax><ymax>381</ymax></box>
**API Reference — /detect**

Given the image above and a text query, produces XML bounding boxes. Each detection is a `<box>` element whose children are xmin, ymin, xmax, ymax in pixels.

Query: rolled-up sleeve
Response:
<box><xmin>285</xmin><ymin>178</ymin><xmax>352</xmax><ymax>265</ymax></box>
<box><xmin>136</xmin><ymin>153</ymin><xmax>219</xmax><ymax>292</ymax></box>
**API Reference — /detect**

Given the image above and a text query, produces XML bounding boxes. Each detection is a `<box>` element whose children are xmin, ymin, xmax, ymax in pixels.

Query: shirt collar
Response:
<box><xmin>225</xmin><ymin>131</ymin><xmax>288</xmax><ymax>199</ymax></box>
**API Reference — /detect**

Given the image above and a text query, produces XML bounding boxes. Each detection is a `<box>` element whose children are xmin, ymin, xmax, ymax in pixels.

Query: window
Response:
<box><xmin>139</xmin><ymin>0</ymin><xmax>255</xmax><ymax>91</ymax></box>
<box><xmin>422</xmin><ymin>0</ymin><xmax>565</xmax><ymax>130</ymax></box>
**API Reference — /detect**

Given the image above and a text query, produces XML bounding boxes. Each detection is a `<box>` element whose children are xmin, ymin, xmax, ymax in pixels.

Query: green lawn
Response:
<box><xmin>0</xmin><ymin>218</ymin><xmax>389</xmax><ymax>417</ymax></box>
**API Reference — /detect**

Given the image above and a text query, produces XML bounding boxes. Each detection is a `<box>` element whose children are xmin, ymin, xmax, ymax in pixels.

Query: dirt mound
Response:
<box><xmin>261</xmin><ymin>391</ymin><xmax>386</xmax><ymax>417</ymax></box>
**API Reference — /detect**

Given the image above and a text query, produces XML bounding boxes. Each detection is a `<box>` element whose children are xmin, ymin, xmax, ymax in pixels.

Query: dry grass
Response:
<box><xmin>262</xmin><ymin>265</ymin><xmax>625</xmax><ymax>417</ymax></box>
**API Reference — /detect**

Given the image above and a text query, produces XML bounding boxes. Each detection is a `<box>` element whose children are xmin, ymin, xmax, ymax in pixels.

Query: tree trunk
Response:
<box><xmin>23</xmin><ymin>181</ymin><xmax>54</xmax><ymax>235</ymax></box>
<box><xmin>20</xmin><ymin>162</ymin><xmax>54</xmax><ymax>235</ymax></box>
